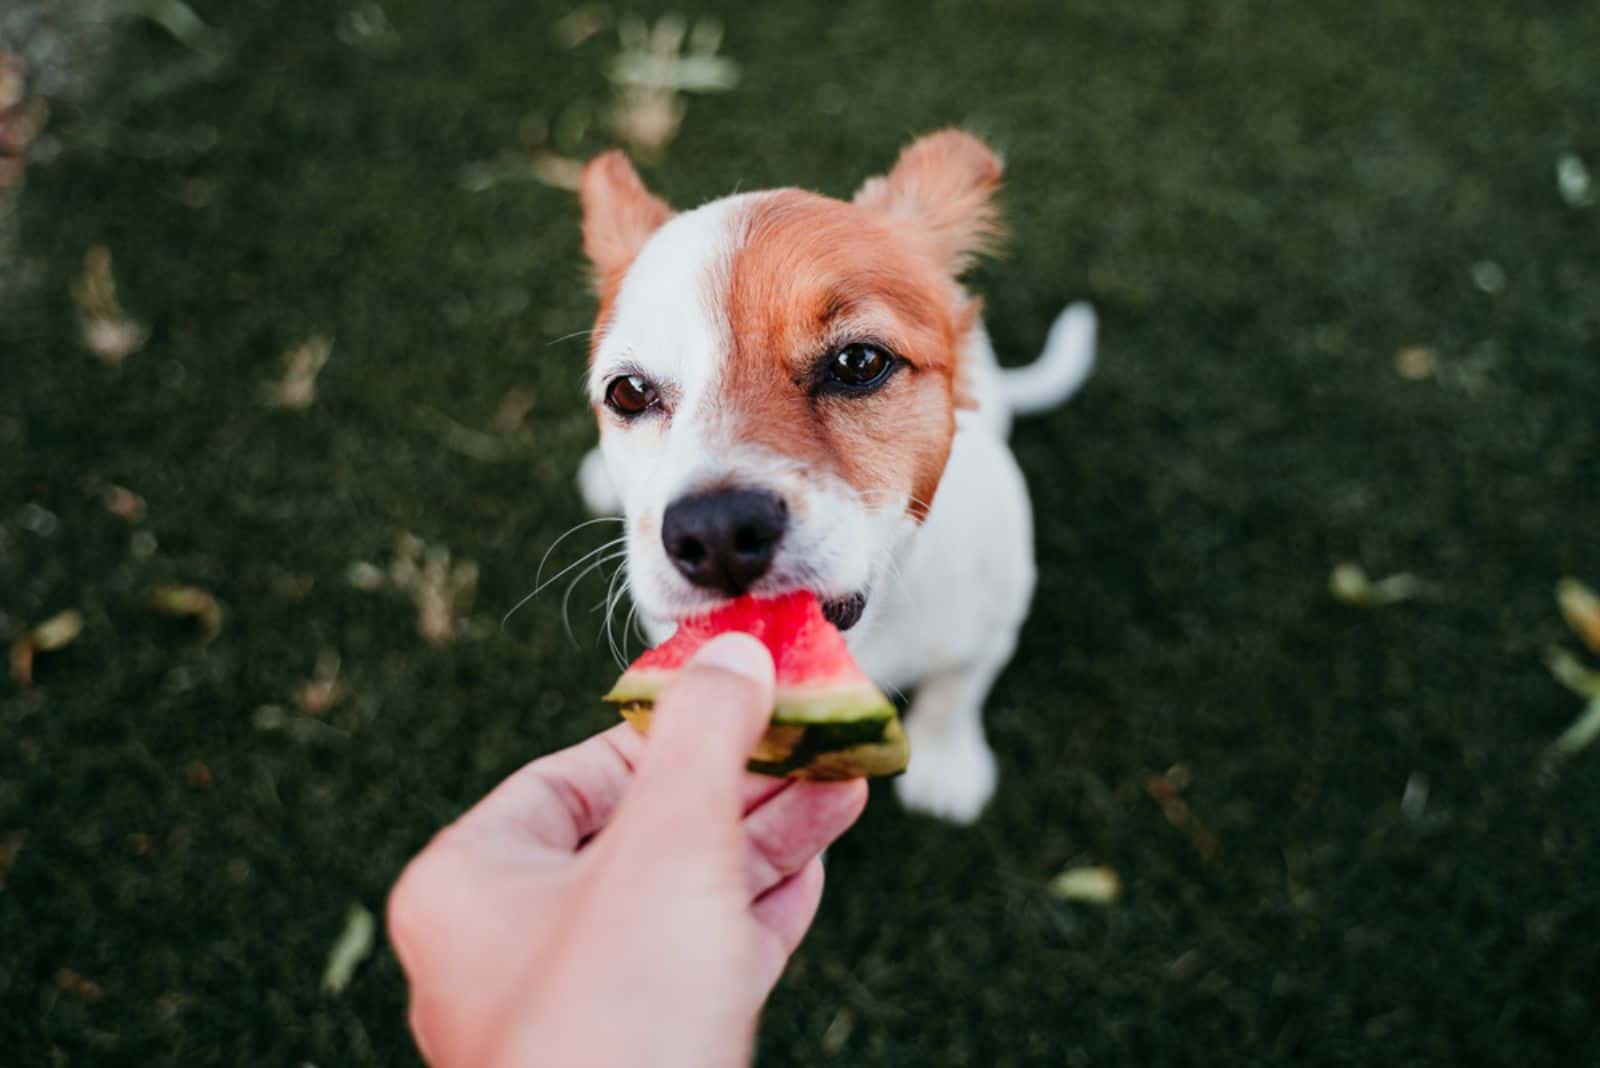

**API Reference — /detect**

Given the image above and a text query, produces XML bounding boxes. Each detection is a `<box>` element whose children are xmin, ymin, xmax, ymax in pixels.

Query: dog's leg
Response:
<box><xmin>576</xmin><ymin>445</ymin><xmax>622</xmax><ymax>515</ymax></box>
<box><xmin>894</xmin><ymin>636</ymin><xmax>1015</xmax><ymax>824</ymax></box>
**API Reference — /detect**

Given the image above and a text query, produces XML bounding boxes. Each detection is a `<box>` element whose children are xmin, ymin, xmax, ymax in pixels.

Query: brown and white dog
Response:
<box><xmin>573</xmin><ymin>130</ymin><xmax>1095</xmax><ymax>822</ymax></box>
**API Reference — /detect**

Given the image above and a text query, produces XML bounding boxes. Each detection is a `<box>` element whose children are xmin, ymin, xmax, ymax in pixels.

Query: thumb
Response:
<box><xmin>627</xmin><ymin>633</ymin><xmax>776</xmax><ymax>830</ymax></box>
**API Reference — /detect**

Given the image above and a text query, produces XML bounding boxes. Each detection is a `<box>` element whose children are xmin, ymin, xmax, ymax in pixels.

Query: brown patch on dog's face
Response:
<box><xmin>720</xmin><ymin>190</ymin><xmax>973</xmax><ymax>518</ymax></box>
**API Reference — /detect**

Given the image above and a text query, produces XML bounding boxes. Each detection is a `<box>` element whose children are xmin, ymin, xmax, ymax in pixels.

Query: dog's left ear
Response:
<box><xmin>580</xmin><ymin>150</ymin><xmax>673</xmax><ymax>293</ymax></box>
<box><xmin>853</xmin><ymin>129</ymin><xmax>1003</xmax><ymax>276</ymax></box>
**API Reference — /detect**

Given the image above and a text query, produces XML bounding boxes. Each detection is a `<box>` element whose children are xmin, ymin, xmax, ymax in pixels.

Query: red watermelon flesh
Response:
<box><xmin>604</xmin><ymin>591</ymin><xmax>908</xmax><ymax>779</ymax></box>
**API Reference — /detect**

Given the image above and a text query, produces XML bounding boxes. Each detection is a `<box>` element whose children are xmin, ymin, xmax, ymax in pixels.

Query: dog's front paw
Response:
<box><xmin>894</xmin><ymin>721</ymin><xmax>997</xmax><ymax>824</ymax></box>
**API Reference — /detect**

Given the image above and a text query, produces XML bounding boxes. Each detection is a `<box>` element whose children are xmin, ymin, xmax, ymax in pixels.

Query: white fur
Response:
<box><xmin>854</xmin><ymin>330</ymin><xmax>1044</xmax><ymax>822</ymax></box>
<box><xmin>1000</xmin><ymin>302</ymin><xmax>1097</xmax><ymax>417</ymax></box>
<box><xmin>577</xmin><ymin>194</ymin><xmax>1095</xmax><ymax>824</ymax></box>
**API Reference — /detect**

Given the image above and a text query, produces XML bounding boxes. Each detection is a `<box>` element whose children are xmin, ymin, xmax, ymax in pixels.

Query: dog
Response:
<box><xmin>571</xmin><ymin>130</ymin><xmax>1095</xmax><ymax>823</ymax></box>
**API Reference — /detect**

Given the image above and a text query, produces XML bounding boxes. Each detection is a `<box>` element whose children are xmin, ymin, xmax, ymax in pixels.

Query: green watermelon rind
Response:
<box><xmin>747</xmin><ymin>716</ymin><xmax>909</xmax><ymax>780</ymax></box>
<box><xmin>604</xmin><ymin>674</ymin><xmax>894</xmax><ymax>727</ymax></box>
<box><xmin>617</xmin><ymin>703</ymin><xmax>909</xmax><ymax>780</ymax></box>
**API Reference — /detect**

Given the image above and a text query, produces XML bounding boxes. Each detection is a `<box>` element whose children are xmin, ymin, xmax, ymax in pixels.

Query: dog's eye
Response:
<box><xmin>605</xmin><ymin>374</ymin><xmax>659</xmax><ymax>417</ymax></box>
<box><xmin>825</xmin><ymin>343</ymin><xmax>897</xmax><ymax>392</ymax></box>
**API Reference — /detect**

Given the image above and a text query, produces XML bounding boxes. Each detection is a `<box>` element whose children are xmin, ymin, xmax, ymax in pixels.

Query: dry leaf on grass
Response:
<box><xmin>345</xmin><ymin>561</ymin><xmax>386</xmax><ymax>591</ymax></box>
<box><xmin>9</xmin><ymin>610</ymin><xmax>84</xmax><ymax>687</ymax></box>
<box><xmin>10</xmin><ymin>640</ymin><xmax>33</xmax><ymax>688</ymax></box>
<box><xmin>337</xmin><ymin>2</ymin><xmax>400</xmax><ymax>54</ymax></box>
<box><xmin>0</xmin><ymin>52</ymin><xmax>23</xmax><ymax>111</ymax></box>
<box><xmin>606</xmin><ymin>14</ymin><xmax>738</xmax><ymax>158</ymax></box>
<box><xmin>1394</xmin><ymin>346</ymin><xmax>1436</xmax><ymax>381</ymax></box>
<box><xmin>0</xmin><ymin>50</ymin><xmax>49</xmax><ymax>191</ymax></box>
<box><xmin>52</xmin><ymin>968</ymin><xmax>104</xmax><ymax>1002</ymax></box>
<box><xmin>1539</xmin><ymin>580</ymin><xmax>1600</xmax><ymax>771</ymax></box>
<box><xmin>30</xmin><ymin>611</ymin><xmax>83</xmax><ymax>652</ymax></box>
<box><xmin>0</xmin><ymin>830</ymin><xmax>26</xmax><ymax>891</ymax></box>
<box><xmin>1556</xmin><ymin>577</ymin><xmax>1600</xmax><ymax>656</ymax></box>
<box><xmin>472</xmin><ymin>10</ymin><xmax>739</xmax><ymax>186</ymax></box>
<box><xmin>389</xmin><ymin>531</ymin><xmax>424</xmax><ymax>588</ymax></box>
<box><xmin>147</xmin><ymin>585</ymin><xmax>223</xmax><ymax>642</ymax></box>
<box><xmin>253</xmin><ymin>704</ymin><xmax>349</xmax><ymax>743</ymax></box>
<box><xmin>1329</xmin><ymin>563</ymin><xmax>1425</xmax><ymax>607</ymax></box>
<box><xmin>1049</xmin><ymin>865</ymin><xmax>1122</xmax><ymax>905</ymax></box>
<box><xmin>1556</xmin><ymin>153</ymin><xmax>1593</xmax><ymax>208</ymax></box>
<box><xmin>492</xmin><ymin>387</ymin><xmax>535</xmax><ymax>433</ymax></box>
<box><xmin>417</xmin><ymin>546</ymin><xmax>480</xmax><ymax>646</ymax></box>
<box><xmin>71</xmin><ymin>246</ymin><xmax>148</xmax><ymax>364</ymax></box>
<box><xmin>1471</xmin><ymin>260</ymin><xmax>1507</xmax><ymax>294</ymax></box>
<box><xmin>532</xmin><ymin>151</ymin><xmax>584</xmax><ymax>191</ymax></box>
<box><xmin>555</xmin><ymin>5</ymin><xmax>609</xmax><ymax>48</ymax></box>
<box><xmin>0</xmin><ymin>103</ymin><xmax>47</xmax><ymax>190</ymax></box>
<box><xmin>1545</xmin><ymin>647</ymin><xmax>1600</xmax><ymax>699</ymax></box>
<box><xmin>294</xmin><ymin>651</ymin><xmax>349</xmax><ymax>716</ymax></box>
<box><xmin>821</xmin><ymin>1007</ymin><xmax>855</xmax><ymax>1055</ymax></box>
<box><xmin>350</xmin><ymin>534</ymin><xmax>480</xmax><ymax>645</ymax></box>
<box><xmin>321</xmin><ymin>904</ymin><xmax>375</xmax><ymax>995</ymax></box>
<box><xmin>1146</xmin><ymin>770</ymin><xmax>1219</xmax><ymax>862</ymax></box>
<box><xmin>130</xmin><ymin>530</ymin><xmax>159</xmax><ymax>560</ymax></box>
<box><xmin>461</xmin><ymin>149</ymin><xmax>585</xmax><ymax>193</ymax></box>
<box><xmin>131</xmin><ymin>0</ymin><xmax>217</xmax><ymax>51</ymax></box>
<box><xmin>1544</xmin><ymin>697</ymin><xmax>1600</xmax><ymax>768</ymax></box>
<box><xmin>460</xmin><ymin>115</ymin><xmax>585</xmax><ymax>194</ymax></box>
<box><xmin>101</xmin><ymin>484</ymin><xmax>147</xmax><ymax>523</ymax></box>
<box><xmin>1400</xmin><ymin>771</ymin><xmax>1429</xmax><ymax>822</ymax></box>
<box><xmin>608</xmin><ymin>15</ymin><xmax>737</xmax><ymax>92</ymax></box>
<box><xmin>261</xmin><ymin>335</ymin><xmax>332</xmax><ymax>410</ymax></box>
<box><xmin>609</xmin><ymin>89</ymin><xmax>683</xmax><ymax>159</ymax></box>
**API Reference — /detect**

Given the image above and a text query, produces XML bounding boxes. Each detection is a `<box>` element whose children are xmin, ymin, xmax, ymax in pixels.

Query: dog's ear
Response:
<box><xmin>853</xmin><ymin>129</ymin><xmax>1003</xmax><ymax>276</ymax></box>
<box><xmin>580</xmin><ymin>150</ymin><xmax>672</xmax><ymax>293</ymax></box>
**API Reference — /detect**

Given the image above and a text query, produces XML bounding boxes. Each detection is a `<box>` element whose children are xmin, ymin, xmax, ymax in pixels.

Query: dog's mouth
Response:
<box><xmin>674</xmin><ymin>588</ymin><xmax>867</xmax><ymax>631</ymax></box>
<box><xmin>821</xmin><ymin>591</ymin><xmax>867</xmax><ymax>631</ymax></box>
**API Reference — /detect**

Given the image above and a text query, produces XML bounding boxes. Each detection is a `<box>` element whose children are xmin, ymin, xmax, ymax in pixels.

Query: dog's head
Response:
<box><xmin>579</xmin><ymin>131</ymin><xmax>1001</xmax><ymax>632</ymax></box>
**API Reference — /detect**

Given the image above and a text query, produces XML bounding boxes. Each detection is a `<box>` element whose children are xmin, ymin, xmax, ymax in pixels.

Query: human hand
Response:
<box><xmin>387</xmin><ymin>634</ymin><xmax>869</xmax><ymax>1067</ymax></box>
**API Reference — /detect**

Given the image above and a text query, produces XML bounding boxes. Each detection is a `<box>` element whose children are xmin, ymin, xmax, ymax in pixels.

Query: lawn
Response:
<box><xmin>3</xmin><ymin>1</ymin><xmax>1598</xmax><ymax>1064</ymax></box>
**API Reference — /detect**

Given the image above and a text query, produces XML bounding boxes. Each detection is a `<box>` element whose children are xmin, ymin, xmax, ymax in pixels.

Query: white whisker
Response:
<box><xmin>602</xmin><ymin>568</ymin><xmax>632</xmax><ymax>668</ymax></box>
<box><xmin>624</xmin><ymin>601</ymin><xmax>645</xmax><ymax>657</ymax></box>
<box><xmin>502</xmin><ymin>529</ymin><xmax>627</xmax><ymax>627</ymax></box>
<box><xmin>535</xmin><ymin>517</ymin><xmax>625</xmax><ymax>587</ymax></box>
<box><xmin>560</xmin><ymin>549</ymin><xmax>628</xmax><ymax>644</ymax></box>
<box><xmin>546</xmin><ymin>328</ymin><xmax>596</xmax><ymax>346</ymax></box>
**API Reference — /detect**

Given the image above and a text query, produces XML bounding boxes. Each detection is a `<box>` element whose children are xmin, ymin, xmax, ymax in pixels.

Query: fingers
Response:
<box><xmin>610</xmin><ymin>717</ymin><xmax>793</xmax><ymax>816</ymax></box>
<box><xmin>451</xmin><ymin>723</ymin><xmax>640</xmax><ymax>850</ymax></box>
<box><xmin>743</xmin><ymin>779</ymin><xmax>867</xmax><ymax>897</ymax></box>
<box><xmin>626</xmin><ymin>635</ymin><xmax>776</xmax><ymax>839</ymax></box>
<box><xmin>437</xmin><ymin>634</ymin><xmax>787</xmax><ymax>857</ymax></box>
<box><xmin>750</xmin><ymin>857</ymin><xmax>827</xmax><ymax>988</ymax></box>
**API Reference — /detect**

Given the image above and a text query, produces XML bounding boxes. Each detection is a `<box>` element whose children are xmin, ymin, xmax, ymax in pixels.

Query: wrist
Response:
<box><xmin>491</xmin><ymin>979</ymin><xmax>756</xmax><ymax>1068</ymax></box>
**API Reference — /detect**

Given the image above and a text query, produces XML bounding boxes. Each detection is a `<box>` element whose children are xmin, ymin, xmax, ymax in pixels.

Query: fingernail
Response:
<box><xmin>690</xmin><ymin>632</ymin><xmax>774</xmax><ymax>684</ymax></box>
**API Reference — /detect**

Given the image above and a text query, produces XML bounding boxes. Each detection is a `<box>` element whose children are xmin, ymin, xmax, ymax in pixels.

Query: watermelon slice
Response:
<box><xmin>604</xmin><ymin>591</ymin><xmax>909</xmax><ymax>780</ymax></box>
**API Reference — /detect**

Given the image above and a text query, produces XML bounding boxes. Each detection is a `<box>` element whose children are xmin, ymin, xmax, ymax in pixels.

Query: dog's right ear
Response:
<box><xmin>852</xmin><ymin>129</ymin><xmax>1003</xmax><ymax>277</ymax></box>
<box><xmin>580</xmin><ymin>150</ymin><xmax>672</xmax><ymax>294</ymax></box>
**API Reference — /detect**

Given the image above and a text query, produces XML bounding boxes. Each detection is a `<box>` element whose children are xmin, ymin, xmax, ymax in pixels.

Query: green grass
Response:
<box><xmin>4</xmin><ymin>1</ymin><xmax>1599</xmax><ymax>1063</ymax></box>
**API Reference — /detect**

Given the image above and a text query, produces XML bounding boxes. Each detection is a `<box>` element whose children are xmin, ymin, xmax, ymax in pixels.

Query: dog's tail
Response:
<box><xmin>1001</xmin><ymin>302</ymin><xmax>1097</xmax><ymax>417</ymax></box>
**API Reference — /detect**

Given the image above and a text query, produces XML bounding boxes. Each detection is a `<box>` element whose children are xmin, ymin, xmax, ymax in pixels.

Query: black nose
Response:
<box><xmin>661</xmin><ymin>489</ymin><xmax>788</xmax><ymax>595</ymax></box>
